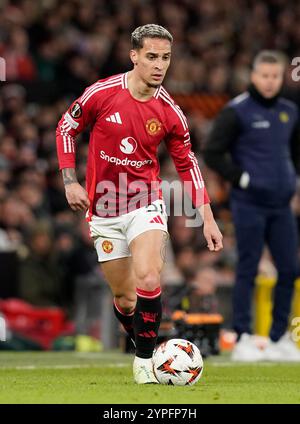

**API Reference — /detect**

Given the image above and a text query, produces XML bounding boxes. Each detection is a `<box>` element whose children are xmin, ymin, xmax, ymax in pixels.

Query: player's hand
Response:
<box><xmin>203</xmin><ymin>219</ymin><xmax>223</xmax><ymax>252</ymax></box>
<box><xmin>65</xmin><ymin>182</ymin><xmax>90</xmax><ymax>211</ymax></box>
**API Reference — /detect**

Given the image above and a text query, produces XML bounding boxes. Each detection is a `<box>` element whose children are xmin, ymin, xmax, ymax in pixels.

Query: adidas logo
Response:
<box><xmin>150</xmin><ymin>215</ymin><xmax>163</xmax><ymax>224</ymax></box>
<box><xmin>105</xmin><ymin>112</ymin><xmax>122</xmax><ymax>124</ymax></box>
<box><xmin>138</xmin><ymin>330</ymin><xmax>157</xmax><ymax>338</ymax></box>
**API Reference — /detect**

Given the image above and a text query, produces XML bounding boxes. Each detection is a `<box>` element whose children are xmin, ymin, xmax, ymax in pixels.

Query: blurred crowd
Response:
<box><xmin>1</xmin><ymin>0</ymin><xmax>300</xmax><ymax>96</ymax></box>
<box><xmin>1</xmin><ymin>0</ymin><xmax>300</xmax><ymax>334</ymax></box>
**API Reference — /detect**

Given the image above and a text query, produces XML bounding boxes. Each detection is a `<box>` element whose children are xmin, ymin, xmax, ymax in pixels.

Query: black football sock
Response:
<box><xmin>134</xmin><ymin>287</ymin><xmax>162</xmax><ymax>359</ymax></box>
<box><xmin>113</xmin><ymin>298</ymin><xmax>135</xmax><ymax>346</ymax></box>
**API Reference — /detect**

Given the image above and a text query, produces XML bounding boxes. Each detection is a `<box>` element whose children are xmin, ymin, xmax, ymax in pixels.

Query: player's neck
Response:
<box><xmin>127</xmin><ymin>70</ymin><xmax>157</xmax><ymax>102</ymax></box>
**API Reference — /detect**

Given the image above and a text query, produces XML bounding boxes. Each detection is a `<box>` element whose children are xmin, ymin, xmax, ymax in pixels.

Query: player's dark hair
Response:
<box><xmin>131</xmin><ymin>24</ymin><xmax>173</xmax><ymax>50</ymax></box>
<box><xmin>253</xmin><ymin>50</ymin><xmax>286</xmax><ymax>70</ymax></box>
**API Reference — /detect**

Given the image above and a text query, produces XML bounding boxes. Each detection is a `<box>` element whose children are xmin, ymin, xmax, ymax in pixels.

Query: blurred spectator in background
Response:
<box><xmin>204</xmin><ymin>50</ymin><xmax>300</xmax><ymax>361</ymax></box>
<box><xmin>67</xmin><ymin>220</ymin><xmax>105</xmax><ymax>351</ymax></box>
<box><xmin>0</xmin><ymin>26</ymin><xmax>36</xmax><ymax>81</ymax></box>
<box><xmin>172</xmin><ymin>265</ymin><xmax>219</xmax><ymax>314</ymax></box>
<box><xmin>19</xmin><ymin>222</ymin><xmax>62</xmax><ymax>307</ymax></box>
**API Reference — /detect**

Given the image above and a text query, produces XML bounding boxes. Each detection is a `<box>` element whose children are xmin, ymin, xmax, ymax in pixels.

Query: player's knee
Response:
<box><xmin>115</xmin><ymin>294</ymin><xmax>136</xmax><ymax>314</ymax></box>
<box><xmin>136</xmin><ymin>270</ymin><xmax>161</xmax><ymax>292</ymax></box>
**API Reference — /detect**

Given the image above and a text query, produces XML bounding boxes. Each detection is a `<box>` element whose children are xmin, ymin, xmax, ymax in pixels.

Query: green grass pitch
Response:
<box><xmin>0</xmin><ymin>351</ymin><xmax>299</xmax><ymax>404</ymax></box>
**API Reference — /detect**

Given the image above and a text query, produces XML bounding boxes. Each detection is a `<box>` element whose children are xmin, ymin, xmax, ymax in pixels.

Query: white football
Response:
<box><xmin>152</xmin><ymin>338</ymin><xmax>204</xmax><ymax>386</ymax></box>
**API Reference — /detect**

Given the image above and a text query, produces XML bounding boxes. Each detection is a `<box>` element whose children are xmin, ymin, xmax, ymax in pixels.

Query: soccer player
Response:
<box><xmin>56</xmin><ymin>24</ymin><xmax>223</xmax><ymax>383</ymax></box>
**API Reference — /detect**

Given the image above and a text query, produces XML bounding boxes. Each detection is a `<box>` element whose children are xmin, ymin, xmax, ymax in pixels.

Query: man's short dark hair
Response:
<box><xmin>253</xmin><ymin>50</ymin><xmax>286</xmax><ymax>70</ymax></box>
<box><xmin>131</xmin><ymin>24</ymin><xmax>173</xmax><ymax>50</ymax></box>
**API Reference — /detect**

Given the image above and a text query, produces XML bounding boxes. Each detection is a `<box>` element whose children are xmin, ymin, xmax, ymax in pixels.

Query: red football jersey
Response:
<box><xmin>56</xmin><ymin>73</ymin><xmax>209</xmax><ymax>217</ymax></box>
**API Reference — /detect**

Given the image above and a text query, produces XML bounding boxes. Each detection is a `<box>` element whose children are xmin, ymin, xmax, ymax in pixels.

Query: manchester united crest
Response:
<box><xmin>102</xmin><ymin>240</ymin><xmax>113</xmax><ymax>254</ymax></box>
<box><xmin>146</xmin><ymin>118</ymin><xmax>162</xmax><ymax>136</ymax></box>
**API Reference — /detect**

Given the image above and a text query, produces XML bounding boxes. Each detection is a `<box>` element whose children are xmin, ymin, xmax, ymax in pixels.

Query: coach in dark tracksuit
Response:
<box><xmin>204</xmin><ymin>51</ymin><xmax>300</xmax><ymax>356</ymax></box>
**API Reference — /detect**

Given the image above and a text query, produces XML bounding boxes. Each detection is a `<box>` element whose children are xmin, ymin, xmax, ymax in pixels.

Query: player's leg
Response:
<box><xmin>90</xmin><ymin>202</ymin><xmax>168</xmax><ymax>383</ymax></box>
<box><xmin>89</xmin><ymin>213</ymin><xmax>137</xmax><ymax>346</ymax></box>
<box><xmin>101</xmin><ymin>257</ymin><xmax>137</xmax><ymax>346</ymax></box>
<box><xmin>130</xmin><ymin>230</ymin><xmax>167</xmax><ymax>355</ymax></box>
<box><xmin>129</xmin><ymin>229</ymin><xmax>168</xmax><ymax>383</ymax></box>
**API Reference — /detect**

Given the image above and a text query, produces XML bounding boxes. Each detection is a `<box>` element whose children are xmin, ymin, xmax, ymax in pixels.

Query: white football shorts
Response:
<box><xmin>88</xmin><ymin>199</ymin><xmax>168</xmax><ymax>262</ymax></box>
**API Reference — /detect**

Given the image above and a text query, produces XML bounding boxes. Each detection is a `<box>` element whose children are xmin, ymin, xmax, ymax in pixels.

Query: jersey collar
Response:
<box><xmin>122</xmin><ymin>72</ymin><xmax>162</xmax><ymax>99</ymax></box>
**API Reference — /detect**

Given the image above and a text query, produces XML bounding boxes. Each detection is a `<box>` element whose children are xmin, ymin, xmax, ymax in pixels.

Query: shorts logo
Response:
<box><xmin>102</xmin><ymin>240</ymin><xmax>113</xmax><ymax>254</ymax></box>
<box><xmin>70</xmin><ymin>102</ymin><xmax>82</xmax><ymax>118</ymax></box>
<box><xmin>146</xmin><ymin>118</ymin><xmax>162</xmax><ymax>136</ymax></box>
<box><xmin>120</xmin><ymin>137</ymin><xmax>137</xmax><ymax>154</ymax></box>
<box><xmin>150</xmin><ymin>215</ymin><xmax>163</xmax><ymax>224</ymax></box>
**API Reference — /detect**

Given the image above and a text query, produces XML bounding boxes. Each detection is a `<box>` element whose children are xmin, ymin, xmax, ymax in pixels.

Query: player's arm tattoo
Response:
<box><xmin>62</xmin><ymin>168</ymin><xmax>78</xmax><ymax>186</ymax></box>
<box><xmin>160</xmin><ymin>232</ymin><xmax>169</xmax><ymax>263</ymax></box>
